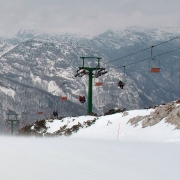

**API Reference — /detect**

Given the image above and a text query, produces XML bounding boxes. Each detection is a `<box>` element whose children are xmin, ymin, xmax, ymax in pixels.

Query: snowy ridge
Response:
<box><xmin>19</xmin><ymin>100</ymin><xmax>180</xmax><ymax>142</ymax></box>
<box><xmin>51</xmin><ymin>109</ymin><xmax>180</xmax><ymax>142</ymax></box>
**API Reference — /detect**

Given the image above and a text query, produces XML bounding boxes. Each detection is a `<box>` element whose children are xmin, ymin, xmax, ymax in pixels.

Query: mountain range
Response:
<box><xmin>0</xmin><ymin>26</ymin><xmax>180</xmax><ymax>132</ymax></box>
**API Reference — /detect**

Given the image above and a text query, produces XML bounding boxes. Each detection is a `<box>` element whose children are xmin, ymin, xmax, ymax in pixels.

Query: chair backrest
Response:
<box><xmin>61</xmin><ymin>96</ymin><xmax>68</xmax><ymax>100</ymax></box>
<box><xmin>95</xmin><ymin>82</ymin><xmax>103</xmax><ymax>86</ymax></box>
<box><xmin>151</xmin><ymin>68</ymin><xmax>160</xmax><ymax>73</ymax></box>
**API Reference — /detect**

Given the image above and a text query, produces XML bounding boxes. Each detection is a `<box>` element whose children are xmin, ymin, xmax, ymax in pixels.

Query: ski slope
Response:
<box><xmin>44</xmin><ymin>109</ymin><xmax>180</xmax><ymax>142</ymax></box>
<box><xmin>1</xmin><ymin>108</ymin><xmax>180</xmax><ymax>180</ymax></box>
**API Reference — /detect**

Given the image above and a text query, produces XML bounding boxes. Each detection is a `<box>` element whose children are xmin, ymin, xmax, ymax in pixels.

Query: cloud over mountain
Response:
<box><xmin>0</xmin><ymin>0</ymin><xmax>179</xmax><ymax>37</ymax></box>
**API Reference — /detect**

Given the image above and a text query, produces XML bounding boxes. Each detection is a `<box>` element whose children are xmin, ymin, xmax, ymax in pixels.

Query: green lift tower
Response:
<box><xmin>75</xmin><ymin>57</ymin><xmax>107</xmax><ymax>115</ymax></box>
<box><xmin>5</xmin><ymin>113</ymin><xmax>20</xmax><ymax>135</ymax></box>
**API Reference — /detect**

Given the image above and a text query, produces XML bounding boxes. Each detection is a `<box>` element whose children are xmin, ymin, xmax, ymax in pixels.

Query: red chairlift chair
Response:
<box><xmin>61</xmin><ymin>96</ymin><xmax>68</xmax><ymax>100</ymax></box>
<box><xmin>151</xmin><ymin>67</ymin><xmax>160</xmax><ymax>73</ymax></box>
<box><xmin>95</xmin><ymin>82</ymin><xmax>103</xmax><ymax>86</ymax></box>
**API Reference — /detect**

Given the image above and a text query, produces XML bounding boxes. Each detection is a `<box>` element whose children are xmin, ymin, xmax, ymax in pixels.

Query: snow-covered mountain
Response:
<box><xmin>0</xmin><ymin>26</ymin><xmax>180</xmax><ymax>131</ymax></box>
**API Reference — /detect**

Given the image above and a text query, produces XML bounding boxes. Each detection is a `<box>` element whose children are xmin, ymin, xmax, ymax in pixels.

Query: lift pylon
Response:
<box><xmin>5</xmin><ymin>113</ymin><xmax>19</xmax><ymax>135</ymax></box>
<box><xmin>75</xmin><ymin>57</ymin><xmax>107</xmax><ymax>115</ymax></box>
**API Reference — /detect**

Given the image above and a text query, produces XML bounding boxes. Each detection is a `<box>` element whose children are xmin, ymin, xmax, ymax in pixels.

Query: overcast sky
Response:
<box><xmin>0</xmin><ymin>0</ymin><xmax>179</xmax><ymax>37</ymax></box>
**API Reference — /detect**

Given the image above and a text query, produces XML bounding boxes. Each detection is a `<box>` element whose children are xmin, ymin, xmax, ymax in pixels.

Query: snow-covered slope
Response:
<box><xmin>3</xmin><ymin>100</ymin><xmax>180</xmax><ymax>180</ymax></box>
<box><xmin>18</xmin><ymin>100</ymin><xmax>180</xmax><ymax>142</ymax></box>
<box><xmin>72</xmin><ymin>109</ymin><xmax>180</xmax><ymax>142</ymax></box>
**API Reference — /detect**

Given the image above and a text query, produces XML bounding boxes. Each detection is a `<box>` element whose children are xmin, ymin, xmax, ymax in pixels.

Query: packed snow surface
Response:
<box><xmin>1</xmin><ymin>137</ymin><xmax>180</xmax><ymax>180</ymax></box>
<box><xmin>2</xmin><ymin>108</ymin><xmax>180</xmax><ymax>180</ymax></box>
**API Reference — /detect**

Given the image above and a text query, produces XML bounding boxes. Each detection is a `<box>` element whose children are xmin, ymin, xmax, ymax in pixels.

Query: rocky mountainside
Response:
<box><xmin>0</xmin><ymin>26</ymin><xmax>180</xmax><ymax>132</ymax></box>
<box><xmin>128</xmin><ymin>99</ymin><xmax>180</xmax><ymax>129</ymax></box>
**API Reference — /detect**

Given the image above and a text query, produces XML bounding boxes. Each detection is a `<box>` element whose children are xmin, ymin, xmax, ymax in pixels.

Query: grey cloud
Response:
<box><xmin>0</xmin><ymin>0</ymin><xmax>179</xmax><ymax>37</ymax></box>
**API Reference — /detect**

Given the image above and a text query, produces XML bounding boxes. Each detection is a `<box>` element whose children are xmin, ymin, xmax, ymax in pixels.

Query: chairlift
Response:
<box><xmin>118</xmin><ymin>66</ymin><xmax>126</xmax><ymax>89</ymax></box>
<box><xmin>94</xmin><ymin>68</ymin><xmax>103</xmax><ymax>87</ymax></box>
<box><xmin>151</xmin><ymin>68</ymin><xmax>160</xmax><ymax>73</ymax></box>
<box><xmin>95</xmin><ymin>82</ymin><xmax>103</xmax><ymax>86</ymax></box>
<box><xmin>61</xmin><ymin>82</ymin><xmax>68</xmax><ymax>100</ymax></box>
<box><xmin>150</xmin><ymin>46</ymin><xmax>161</xmax><ymax>73</ymax></box>
<box><xmin>79</xmin><ymin>95</ymin><xmax>86</xmax><ymax>103</ymax></box>
<box><xmin>61</xmin><ymin>96</ymin><xmax>67</xmax><ymax>100</ymax></box>
<box><xmin>53</xmin><ymin>111</ymin><xmax>58</xmax><ymax>117</ymax></box>
<box><xmin>118</xmin><ymin>80</ymin><xmax>125</xmax><ymax>89</ymax></box>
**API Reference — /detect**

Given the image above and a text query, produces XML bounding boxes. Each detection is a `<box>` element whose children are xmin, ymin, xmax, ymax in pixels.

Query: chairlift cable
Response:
<box><xmin>104</xmin><ymin>35</ymin><xmax>180</xmax><ymax>65</ymax></box>
<box><xmin>113</xmin><ymin>47</ymin><xmax>180</xmax><ymax>70</ymax></box>
<box><xmin>105</xmin><ymin>47</ymin><xmax>151</xmax><ymax>65</ymax></box>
